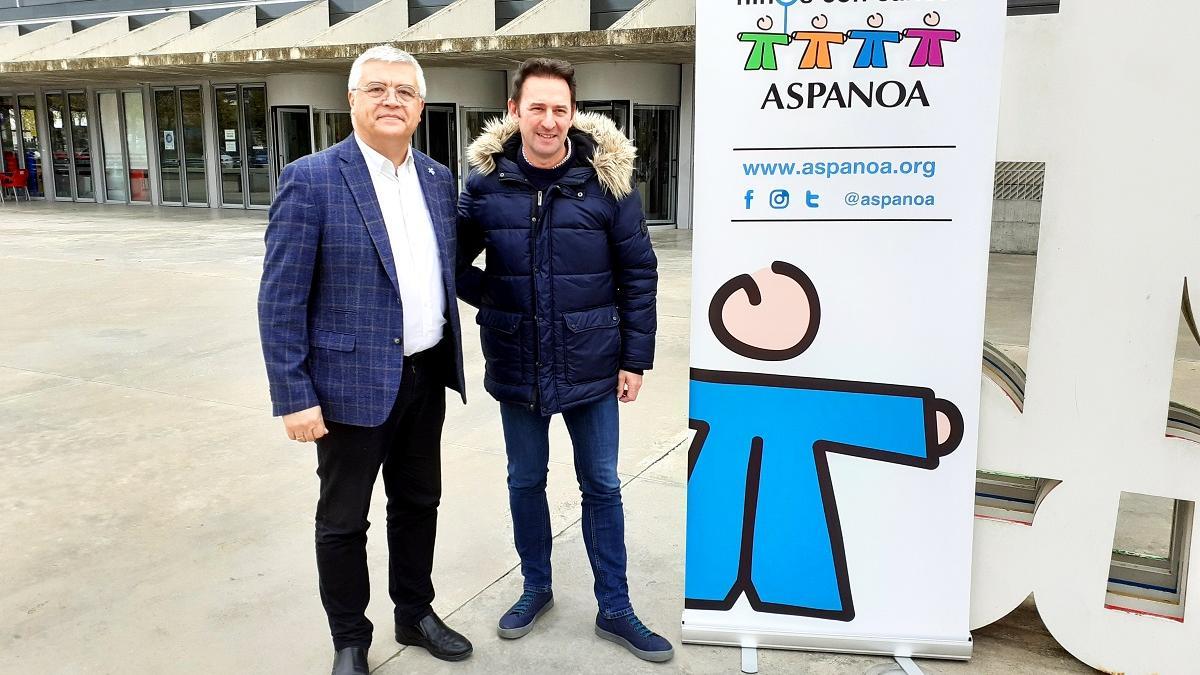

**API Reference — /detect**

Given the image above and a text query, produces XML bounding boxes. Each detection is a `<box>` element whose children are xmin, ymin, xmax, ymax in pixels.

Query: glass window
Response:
<box><xmin>98</xmin><ymin>92</ymin><xmax>127</xmax><ymax>202</ymax></box>
<box><xmin>123</xmin><ymin>91</ymin><xmax>149</xmax><ymax>203</ymax></box>
<box><xmin>19</xmin><ymin>95</ymin><xmax>43</xmax><ymax>197</ymax></box>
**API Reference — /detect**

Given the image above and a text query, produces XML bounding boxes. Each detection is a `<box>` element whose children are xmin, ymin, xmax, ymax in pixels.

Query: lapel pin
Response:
<box><xmin>427</xmin><ymin>167</ymin><xmax>435</xmax><ymax>175</ymax></box>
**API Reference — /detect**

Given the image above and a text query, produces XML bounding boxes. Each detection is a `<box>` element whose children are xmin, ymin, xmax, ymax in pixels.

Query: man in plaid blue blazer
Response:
<box><xmin>257</xmin><ymin>47</ymin><xmax>470</xmax><ymax>675</ymax></box>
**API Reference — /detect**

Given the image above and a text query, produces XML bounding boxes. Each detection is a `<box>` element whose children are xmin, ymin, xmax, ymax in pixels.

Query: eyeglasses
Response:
<box><xmin>356</xmin><ymin>83</ymin><xmax>422</xmax><ymax>104</ymax></box>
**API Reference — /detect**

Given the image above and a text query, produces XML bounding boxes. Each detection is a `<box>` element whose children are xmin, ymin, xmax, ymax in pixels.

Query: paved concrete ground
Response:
<box><xmin>10</xmin><ymin>201</ymin><xmax>1190</xmax><ymax>673</ymax></box>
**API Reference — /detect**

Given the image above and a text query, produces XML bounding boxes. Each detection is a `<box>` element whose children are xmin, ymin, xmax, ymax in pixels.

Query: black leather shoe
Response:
<box><xmin>395</xmin><ymin>612</ymin><xmax>473</xmax><ymax>662</ymax></box>
<box><xmin>331</xmin><ymin>646</ymin><xmax>368</xmax><ymax>675</ymax></box>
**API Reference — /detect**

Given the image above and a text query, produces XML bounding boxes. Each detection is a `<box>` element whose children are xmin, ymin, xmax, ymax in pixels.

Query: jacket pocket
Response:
<box><xmin>477</xmin><ymin>307</ymin><xmax>525</xmax><ymax>385</ymax></box>
<box><xmin>561</xmin><ymin>305</ymin><xmax>620</xmax><ymax>385</ymax></box>
<box><xmin>310</xmin><ymin>328</ymin><xmax>356</xmax><ymax>352</ymax></box>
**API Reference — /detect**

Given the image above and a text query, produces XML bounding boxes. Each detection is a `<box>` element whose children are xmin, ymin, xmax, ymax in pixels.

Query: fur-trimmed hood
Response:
<box><xmin>466</xmin><ymin>111</ymin><xmax>637</xmax><ymax>199</ymax></box>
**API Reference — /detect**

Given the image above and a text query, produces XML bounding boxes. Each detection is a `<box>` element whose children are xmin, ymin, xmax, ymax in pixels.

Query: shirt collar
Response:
<box><xmin>355</xmin><ymin>133</ymin><xmax>415</xmax><ymax>178</ymax></box>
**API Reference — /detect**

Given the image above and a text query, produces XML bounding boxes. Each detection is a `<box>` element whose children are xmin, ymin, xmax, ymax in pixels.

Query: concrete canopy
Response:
<box><xmin>215</xmin><ymin>0</ymin><xmax>331</xmax><ymax>51</ymax></box>
<box><xmin>0</xmin><ymin>26</ymin><xmax>695</xmax><ymax>88</ymax></box>
<box><xmin>495</xmin><ymin>0</ymin><xmax>589</xmax><ymax>36</ymax></box>
<box><xmin>13</xmin><ymin>16</ymin><xmax>132</xmax><ymax>61</ymax></box>
<box><xmin>146</xmin><ymin>6</ymin><xmax>258</xmax><ymax>55</ymax></box>
<box><xmin>306</xmin><ymin>0</ymin><xmax>409</xmax><ymax>46</ymax></box>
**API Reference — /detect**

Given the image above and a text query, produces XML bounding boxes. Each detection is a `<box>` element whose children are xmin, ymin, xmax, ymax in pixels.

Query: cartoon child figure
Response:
<box><xmin>904</xmin><ymin>11</ymin><xmax>960</xmax><ymax>67</ymax></box>
<box><xmin>846</xmin><ymin>13</ymin><xmax>903</xmax><ymax>69</ymax></box>
<box><xmin>791</xmin><ymin>15</ymin><xmax>846</xmax><ymax>70</ymax></box>
<box><xmin>739</xmin><ymin>15</ymin><xmax>792</xmax><ymax>71</ymax></box>
<box><xmin>685</xmin><ymin>262</ymin><xmax>963</xmax><ymax>619</ymax></box>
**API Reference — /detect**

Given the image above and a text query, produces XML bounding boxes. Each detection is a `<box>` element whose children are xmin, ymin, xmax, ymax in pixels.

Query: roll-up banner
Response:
<box><xmin>684</xmin><ymin>0</ymin><xmax>1005</xmax><ymax>659</ymax></box>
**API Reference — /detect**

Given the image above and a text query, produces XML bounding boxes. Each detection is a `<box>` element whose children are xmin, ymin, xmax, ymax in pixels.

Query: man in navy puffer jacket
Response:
<box><xmin>457</xmin><ymin>58</ymin><xmax>669</xmax><ymax>662</ymax></box>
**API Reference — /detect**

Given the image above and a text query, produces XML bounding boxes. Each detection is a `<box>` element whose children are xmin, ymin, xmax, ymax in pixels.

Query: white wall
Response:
<box><xmin>424</xmin><ymin>68</ymin><xmax>507</xmax><ymax>108</ymax></box>
<box><xmin>266</xmin><ymin>73</ymin><xmax>349</xmax><ymax>111</ymax></box>
<box><xmin>995</xmin><ymin>14</ymin><xmax>1060</xmax><ymax>161</ymax></box>
<box><xmin>574</xmin><ymin>62</ymin><xmax>681</xmax><ymax>106</ymax></box>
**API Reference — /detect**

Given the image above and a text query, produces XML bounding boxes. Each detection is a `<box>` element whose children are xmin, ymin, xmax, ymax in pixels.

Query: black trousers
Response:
<box><xmin>314</xmin><ymin>342</ymin><xmax>447</xmax><ymax>650</ymax></box>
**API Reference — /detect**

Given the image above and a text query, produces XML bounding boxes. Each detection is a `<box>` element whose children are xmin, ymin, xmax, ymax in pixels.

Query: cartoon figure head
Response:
<box><xmin>867</xmin><ymin>13</ymin><xmax>884</xmax><ymax>29</ymax></box>
<box><xmin>756</xmin><ymin>15</ymin><xmax>774</xmax><ymax>31</ymax></box>
<box><xmin>924</xmin><ymin>11</ymin><xmax>941</xmax><ymax>27</ymax></box>
<box><xmin>709</xmin><ymin>261</ymin><xmax>821</xmax><ymax>362</ymax></box>
<box><xmin>811</xmin><ymin>14</ymin><xmax>828</xmax><ymax>30</ymax></box>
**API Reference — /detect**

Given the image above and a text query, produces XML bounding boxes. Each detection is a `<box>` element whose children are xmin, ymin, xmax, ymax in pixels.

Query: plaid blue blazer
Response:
<box><xmin>258</xmin><ymin>136</ymin><xmax>466</xmax><ymax>427</ymax></box>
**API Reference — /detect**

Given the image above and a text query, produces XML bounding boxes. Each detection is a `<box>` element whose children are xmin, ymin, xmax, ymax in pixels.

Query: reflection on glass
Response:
<box><xmin>68</xmin><ymin>92</ymin><xmax>93</xmax><ymax>200</ymax></box>
<box><xmin>215</xmin><ymin>87</ymin><xmax>243</xmax><ymax>206</ymax></box>
<box><xmin>98</xmin><ymin>92</ymin><xmax>127</xmax><ymax>202</ymax></box>
<box><xmin>154</xmin><ymin>89</ymin><xmax>181</xmax><ymax>203</ymax></box>
<box><xmin>633</xmin><ymin>106</ymin><xmax>676</xmax><ymax>222</ymax></box>
<box><xmin>46</xmin><ymin>93</ymin><xmax>71</xmax><ymax>199</ymax></box>
<box><xmin>322</xmin><ymin>111</ymin><xmax>352</xmax><ymax>150</ymax></box>
<box><xmin>19</xmin><ymin>95</ymin><xmax>42</xmax><ymax>197</ymax></box>
<box><xmin>180</xmin><ymin>88</ymin><xmax>207</xmax><ymax>206</ymax></box>
<box><xmin>123</xmin><ymin>91</ymin><xmax>149</xmax><ymax>202</ymax></box>
<box><xmin>0</xmin><ymin>95</ymin><xmax>16</xmax><ymax>172</ymax></box>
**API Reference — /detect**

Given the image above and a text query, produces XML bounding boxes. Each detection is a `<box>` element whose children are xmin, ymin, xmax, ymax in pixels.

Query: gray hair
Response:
<box><xmin>347</xmin><ymin>45</ymin><xmax>427</xmax><ymax>98</ymax></box>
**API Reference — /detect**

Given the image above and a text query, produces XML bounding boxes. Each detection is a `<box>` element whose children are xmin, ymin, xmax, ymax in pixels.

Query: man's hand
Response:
<box><xmin>283</xmin><ymin>405</ymin><xmax>329</xmax><ymax>443</ymax></box>
<box><xmin>617</xmin><ymin>370</ymin><xmax>643</xmax><ymax>403</ymax></box>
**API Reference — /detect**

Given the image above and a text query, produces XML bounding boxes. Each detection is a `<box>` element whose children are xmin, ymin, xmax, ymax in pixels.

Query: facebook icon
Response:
<box><xmin>744</xmin><ymin>189</ymin><xmax>755</xmax><ymax>209</ymax></box>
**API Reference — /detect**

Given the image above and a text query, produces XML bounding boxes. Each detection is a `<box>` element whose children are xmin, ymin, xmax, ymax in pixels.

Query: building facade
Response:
<box><xmin>0</xmin><ymin>0</ymin><xmax>1057</xmax><ymax>233</ymax></box>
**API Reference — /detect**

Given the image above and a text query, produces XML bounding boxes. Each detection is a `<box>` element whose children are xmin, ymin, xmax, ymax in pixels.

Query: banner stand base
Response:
<box><xmin>682</xmin><ymin>622</ymin><xmax>972</xmax><ymax>661</ymax></box>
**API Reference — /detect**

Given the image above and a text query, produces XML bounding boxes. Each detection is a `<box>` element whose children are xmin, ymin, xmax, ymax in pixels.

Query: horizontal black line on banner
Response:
<box><xmin>730</xmin><ymin>218</ymin><xmax>954</xmax><ymax>223</ymax></box>
<box><xmin>732</xmin><ymin>145</ymin><xmax>958</xmax><ymax>151</ymax></box>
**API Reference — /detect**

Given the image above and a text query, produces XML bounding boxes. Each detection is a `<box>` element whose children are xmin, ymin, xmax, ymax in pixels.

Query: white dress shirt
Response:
<box><xmin>355</xmin><ymin>134</ymin><xmax>446</xmax><ymax>356</ymax></box>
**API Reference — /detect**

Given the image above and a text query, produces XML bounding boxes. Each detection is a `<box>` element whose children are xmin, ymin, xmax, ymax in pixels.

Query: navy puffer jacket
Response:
<box><xmin>457</xmin><ymin>112</ymin><xmax>658</xmax><ymax>415</ymax></box>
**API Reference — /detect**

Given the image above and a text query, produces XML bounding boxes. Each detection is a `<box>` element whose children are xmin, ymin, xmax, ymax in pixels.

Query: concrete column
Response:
<box><xmin>676</xmin><ymin>62</ymin><xmax>694</xmax><ymax>230</ymax></box>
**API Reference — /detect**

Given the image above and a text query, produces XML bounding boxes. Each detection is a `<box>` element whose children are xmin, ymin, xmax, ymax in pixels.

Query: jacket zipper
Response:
<box><xmin>530</xmin><ymin>189</ymin><xmax>544</xmax><ymax>412</ymax></box>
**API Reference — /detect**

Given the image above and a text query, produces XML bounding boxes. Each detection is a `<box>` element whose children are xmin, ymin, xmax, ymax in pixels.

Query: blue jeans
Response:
<box><xmin>499</xmin><ymin>396</ymin><xmax>633</xmax><ymax>619</ymax></box>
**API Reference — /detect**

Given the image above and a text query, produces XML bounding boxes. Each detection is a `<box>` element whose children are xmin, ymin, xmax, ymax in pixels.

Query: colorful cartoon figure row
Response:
<box><xmin>685</xmin><ymin>262</ymin><xmax>963</xmax><ymax>618</ymax></box>
<box><xmin>738</xmin><ymin>12</ymin><xmax>960</xmax><ymax>72</ymax></box>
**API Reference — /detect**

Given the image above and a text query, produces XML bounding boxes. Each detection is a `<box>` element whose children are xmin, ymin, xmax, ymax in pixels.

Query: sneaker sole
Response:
<box><xmin>594</xmin><ymin>625</ymin><xmax>674</xmax><ymax>663</ymax></box>
<box><xmin>497</xmin><ymin>598</ymin><xmax>554</xmax><ymax>639</ymax></box>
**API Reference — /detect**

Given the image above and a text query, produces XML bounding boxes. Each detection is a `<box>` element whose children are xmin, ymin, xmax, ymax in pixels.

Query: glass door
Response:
<box><xmin>215</xmin><ymin>86</ymin><xmax>244</xmax><ymax>207</ymax></box>
<box><xmin>578</xmin><ymin>100</ymin><xmax>630</xmax><ymax>136</ymax></box>
<box><xmin>180</xmin><ymin>88</ymin><xmax>207</xmax><ymax>206</ymax></box>
<box><xmin>273</xmin><ymin>106</ymin><xmax>313</xmax><ymax>176</ymax></box>
<box><xmin>413</xmin><ymin>103</ymin><xmax>457</xmax><ymax>181</ymax></box>
<box><xmin>244</xmin><ymin>86</ymin><xmax>270</xmax><ymax>207</ymax></box>
<box><xmin>632</xmin><ymin>105</ymin><xmax>678</xmax><ymax>224</ymax></box>
<box><xmin>98</xmin><ymin>91</ymin><xmax>127</xmax><ymax>202</ymax></box>
<box><xmin>19</xmin><ymin>95</ymin><xmax>44</xmax><ymax>198</ymax></box>
<box><xmin>1</xmin><ymin>95</ymin><xmax>16</xmax><ymax>173</ymax></box>
<box><xmin>45</xmin><ymin>93</ymin><xmax>73</xmax><ymax>200</ymax></box>
<box><xmin>68</xmin><ymin>92</ymin><xmax>94</xmax><ymax>201</ymax></box>
<box><xmin>316</xmin><ymin>110</ymin><xmax>352</xmax><ymax>151</ymax></box>
<box><xmin>154</xmin><ymin>88</ymin><xmax>182</xmax><ymax>204</ymax></box>
<box><xmin>96</xmin><ymin>90</ymin><xmax>150</xmax><ymax>204</ymax></box>
<box><xmin>460</xmin><ymin>107</ymin><xmax>503</xmax><ymax>186</ymax></box>
<box><xmin>215</xmin><ymin>84</ymin><xmax>270</xmax><ymax>209</ymax></box>
<box><xmin>123</xmin><ymin>91</ymin><xmax>150</xmax><ymax>203</ymax></box>
<box><xmin>154</xmin><ymin>86</ymin><xmax>208</xmax><ymax>206</ymax></box>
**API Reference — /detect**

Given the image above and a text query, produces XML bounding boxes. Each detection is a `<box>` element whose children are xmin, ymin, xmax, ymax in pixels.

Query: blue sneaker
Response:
<box><xmin>594</xmin><ymin>613</ymin><xmax>674</xmax><ymax>663</ymax></box>
<box><xmin>497</xmin><ymin>590</ymin><xmax>554</xmax><ymax>639</ymax></box>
